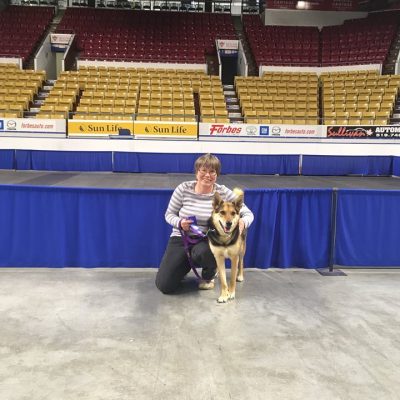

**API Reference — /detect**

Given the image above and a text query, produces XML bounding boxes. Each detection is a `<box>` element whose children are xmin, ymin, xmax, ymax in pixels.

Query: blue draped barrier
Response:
<box><xmin>113</xmin><ymin>152</ymin><xmax>300</xmax><ymax>175</ymax></box>
<box><xmin>393</xmin><ymin>157</ymin><xmax>400</xmax><ymax>177</ymax></box>
<box><xmin>0</xmin><ymin>185</ymin><xmax>333</xmax><ymax>269</ymax></box>
<box><xmin>1</xmin><ymin>184</ymin><xmax>399</xmax><ymax>268</ymax></box>
<box><xmin>0</xmin><ymin>185</ymin><xmax>172</xmax><ymax>268</ymax></box>
<box><xmin>0</xmin><ymin>150</ymin><xmax>397</xmax><ymax>176</ymax></box>
<box><xmin>217</xmin><ymin>154</ymin><xmax>299</xmax><ymax>175</ymax></box>
<box><xmin>335</xmin><ymin>189</ymin><xmax>400</xmax><ymax>266</ymax></box>
<box><xmin>113</xmin><ymin>152</ymin><xmax>202</xmax><ymax>173</ymax></box>
<box><xmin>245</xmin><ymin>189</ymin><xmax>333</xmax><ymax>268</ymax></box>
<box><xmin>0</xmin><ymin>150</ymin><xmax>15</xmax><ymax>170</ymax></box>
<box><xmin>302</xmin><ymin>155</ymin><xmax>393</xmax><ymax>176</ymax></box>
<box><xmin>15</xmin><ymin>150</ymin><xmax>113</xmax><ymax>171</ymax></box>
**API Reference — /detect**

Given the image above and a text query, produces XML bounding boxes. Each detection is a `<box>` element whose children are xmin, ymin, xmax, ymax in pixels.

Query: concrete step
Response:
<box><xmin>36</xmin><ymin>93</ymin><xmax>49</xmax><ymax>101</ymax></box>
<box><xmin>25</xmin><ymin>109</ymin><xmax>38</xmax><ymax>114</ymax></box>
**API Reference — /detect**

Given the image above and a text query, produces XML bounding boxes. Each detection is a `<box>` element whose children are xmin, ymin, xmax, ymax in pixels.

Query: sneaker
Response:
<box><xmin>198</xmin><ymin>279</ymin><xmax>215</xmax><ymax>290</ymax></box>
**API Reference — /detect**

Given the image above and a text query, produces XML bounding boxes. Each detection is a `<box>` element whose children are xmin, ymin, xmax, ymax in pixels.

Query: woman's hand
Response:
<box><xmin>239</xmin><ymin>218</ymin><xmax>245</xmax><ymax>235</ymax></box>
<box><xmin>180</xmin><ymin>219</ymin><xmax>193</xmax><ymax>232</ymax></box>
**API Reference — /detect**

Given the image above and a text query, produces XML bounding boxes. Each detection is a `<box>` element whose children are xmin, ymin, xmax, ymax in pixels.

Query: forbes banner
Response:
<box><xmin>199</xmin><ymin>123</ymin><xmax>324</xmax><ymax>138</ymax></box>
<box><xmin>327</xmin><ymin>125</ymin><xmax>400</xmax><ymax>139</ymax></box>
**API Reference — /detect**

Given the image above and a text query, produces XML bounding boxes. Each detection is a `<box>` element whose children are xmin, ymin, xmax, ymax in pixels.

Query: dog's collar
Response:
<box><xmin>208</xmin><ymin>225</ymin><xmax>239</xmax><ymax>246</ymax></box>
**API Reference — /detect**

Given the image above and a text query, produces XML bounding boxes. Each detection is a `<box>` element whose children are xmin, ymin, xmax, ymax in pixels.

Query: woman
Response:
<box><xmin>155</xmin><ymin>153</ymin><xmax>254</xmax><ymax>294</ymax></box>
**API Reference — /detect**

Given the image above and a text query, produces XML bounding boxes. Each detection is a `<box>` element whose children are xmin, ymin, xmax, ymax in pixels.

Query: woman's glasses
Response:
<box><xmin>198</xmin><ymin>168</ymin><xmax>217</xmax><ymax>177</ymax></box>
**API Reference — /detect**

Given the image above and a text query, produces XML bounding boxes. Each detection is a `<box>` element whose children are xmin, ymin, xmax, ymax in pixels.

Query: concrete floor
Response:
<box><xmin>1</xmin><ymin>170</ymin><xmax>400</xmax><ymax>190</ymax></box>
<box><xmin>0</xmin><ymin>268</ymin><xmax>399</xmax><ymax>400</ymax></box>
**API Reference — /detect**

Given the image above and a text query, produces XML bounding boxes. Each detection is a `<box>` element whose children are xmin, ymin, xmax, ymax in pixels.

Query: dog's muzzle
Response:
<box><xmin>220</xmin><ymin>220</ymin><xmax>232</xmax><ymax>233</ymax></box>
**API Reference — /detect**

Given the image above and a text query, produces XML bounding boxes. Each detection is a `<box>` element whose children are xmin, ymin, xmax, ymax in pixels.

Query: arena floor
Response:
<box><xmin>1</xmin><ymin>170</ymin><xmax>400</xmax><ymax>190</ymax></box>
<box><xmin>0</xmin><ymin>268</ymin><xmax>399</xmax><ymax>400</ymax></box>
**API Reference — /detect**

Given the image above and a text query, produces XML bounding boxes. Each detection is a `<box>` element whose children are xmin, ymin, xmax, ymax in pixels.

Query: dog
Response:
<box><xmin>208</xmin><ymin>188</ymin><xmax>246</xmax><ymax>303</ymax></box>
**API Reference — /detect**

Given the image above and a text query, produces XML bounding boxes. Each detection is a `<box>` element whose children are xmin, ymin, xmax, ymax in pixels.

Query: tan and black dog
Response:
<box><xmin>208</xmin><ymin>188</ymin><xmax>246</xmax><ymax>303</ymax></box>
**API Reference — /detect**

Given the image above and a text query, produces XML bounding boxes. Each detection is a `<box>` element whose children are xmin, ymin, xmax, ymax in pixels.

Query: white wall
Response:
<box><xmin>237</xmin><ymin>41</ymin><xmax>248</xmax><ymax>77</ymax></box>
<box><xmin>0</xmin><ymin>57</ymin><xmax>22</xmax><ymax>68</ymax></box>
<box><xmin>1</xmin><ymin>137</ymin><xmax>400</xmax><ymax>157</ymax></box>
<box><xmin>77</xmin><ymin>60</ymin><xmax>207</xmax><ymax>72</ymax></box>
<box><xmin>260</xmin><ymin>63</ymin><xmax>382</xmax><ymax>76</ymax></box>
<box><xmin>264</xmin><ymin>9</ymin><xmax>368</xmax><ymax>28</ymax></box>
<box><xmin>34</xmin><ymin>34</ymin><xmax>57</xmax><ymax>80</ymax></box>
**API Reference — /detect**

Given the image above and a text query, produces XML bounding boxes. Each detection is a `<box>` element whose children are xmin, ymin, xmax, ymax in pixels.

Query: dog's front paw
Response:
<box><xmin>229</xmin><ymin>291</ymin><xmax>235</xmax><ymax>300</ymax></box>
<box><xmin>217</xmin><ymin>293</ymin><xmax>230</xmax><ymax>303</ymax></box>
<box><xmin>236</xmin><ymin>275</ymin><xmax>244</xmax><ymax>282</ymax></box>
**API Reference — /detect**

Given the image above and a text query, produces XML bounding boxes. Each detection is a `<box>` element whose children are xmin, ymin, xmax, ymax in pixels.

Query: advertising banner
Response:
<box><xmin>199</xmin><ymin>123</ymin><xmax>325</xmax><ymax>138</ymax></box>
<box><xmin>134</xmin><ymin>121</ymin><xmax>197</xmax><ymax>139</ymax></box>
<box><xmin>68</xmin><ymin>120</ymin><xmax>134</xmax><ymax>137</ymax></box>
<box><xmin>326</xmin><ymin>125</ymin><xmax>400</xmax><ymax>139</ymax></box>
<box><xmin>50</xmin><ymin>33</ymin><xmax>73</xmax><ymax>46</ymax></box>
<box><xmin>261</xmin><ymin>124</ymin><xmax>324</xmax><ymax>138</ymax></box>
<box><xmin>217</xmin><ymin>39</ymin><xmax>238</xmax><ymax>50</ymax></box>
<box><xmin>0</xmin><ymin>118</ymin><xmax>66</xmax><ymax>137</ymax></box>
<box><xmin>50</xmin><ymin>33</ymin><xmax>73</xmax><ymax>52</ymax></box>
<box><xmin>200</xmin><ymin>123</ymin><xmax>260</xmax><ymax>137</ymax></box>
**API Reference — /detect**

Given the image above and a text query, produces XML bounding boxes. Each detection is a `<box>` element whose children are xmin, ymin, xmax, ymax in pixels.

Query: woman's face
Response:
<box><xmin>196</xmin><ymin>165</ymin><xmax>217</xmax><ymax>188</ymax></box>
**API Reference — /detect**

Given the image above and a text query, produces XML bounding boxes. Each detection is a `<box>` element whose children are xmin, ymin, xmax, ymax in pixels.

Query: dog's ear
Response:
<box><xmin>233</xmin><ymin>190</ymin><xmax>244</xmax><ymax>212</ymax></box>
<box><xmin>213</xmin><ymin>191</ymin><xmax>224</xmax><ymax>211</ymax></box>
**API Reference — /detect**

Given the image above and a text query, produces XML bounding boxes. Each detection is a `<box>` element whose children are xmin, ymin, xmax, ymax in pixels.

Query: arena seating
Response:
<box><xmin>0</xmin><ymin>64</ymin><xmax>46</xmax><ymax>118</ymax></box>
<box><xmin>57</xmin><ymin>9</ymin><xmax>235</xmax><ymax>63</ymax></box>
<box><xmin>2</xmin><ymin>60</ymin><xmax>399</xmax><ymax>126</ymax></box>
<box><xmin>135</xmin><ymin>70</ymin><xmax>201</xmax><ymax>122</ymax></box>
<box><xmin>0</xmin><ymin>5</ymin><xmax>54</xmax><ymax>64</ymax></box>
<box><xmin>12</xmin><ymin>64</ymin><xmax>400</xmax><ymax>125</ymax></box>
<box><xmin>321</xmin><ymin>70</ymin><xmax>400</xmax><ymax>125</ymax></box>
<box><xmin>39</xmin><ymin>67</ymin><xmax>225</xmax><ymax>121</ymax></box>
<box><xmin>321</xmin><ymin>13</ymin><xmax>399</xmax><ymax>66</ymax></box>
<box><xmin>243</xmin><ymin>15</ymin><xmax>320</xmax><ymax>67</ymax></box>
<box><xmin>235</xmin><ymin>72</ymin><xmax>319</xmax><ymax>124</ymax></box>
<box><xmin>36</xmin><ymin>76</ymin><xmax>80</xmax><ymax>119</ymax></box>
<box><xmin>244</xmin><ymin>13</ymin><xmax>399</xmax><ymax>67</ymax></box>
<box><xmin>199</xmin><ymin>76</ymin><xmax>229</xmax><ymax>123</ymax></box>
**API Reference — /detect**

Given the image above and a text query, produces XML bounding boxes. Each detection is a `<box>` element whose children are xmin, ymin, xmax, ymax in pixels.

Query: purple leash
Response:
<box><xmin>180</xmin><ymin>224</ymin><xmax>207</xmax><ymax>280</ymax></box>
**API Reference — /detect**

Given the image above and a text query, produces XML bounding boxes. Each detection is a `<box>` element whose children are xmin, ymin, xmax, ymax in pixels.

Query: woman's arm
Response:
<box><xmin>165</xmin><ymin>184</ymin><xmax>184</xmax><ymax>229</ymax></box>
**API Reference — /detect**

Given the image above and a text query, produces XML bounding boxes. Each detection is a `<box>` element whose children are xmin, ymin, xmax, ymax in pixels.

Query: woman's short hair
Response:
<box><xmin>194</xmin><ymin>153</ymin><xmax>221</xmax><ymax>176</ymax></box>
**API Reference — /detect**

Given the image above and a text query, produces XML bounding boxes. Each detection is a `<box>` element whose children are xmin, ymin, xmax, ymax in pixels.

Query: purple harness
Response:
<box><xmin>179</xmin><ymin>224</ymin><xmax>208</xmax><ymax>280</ymax></box>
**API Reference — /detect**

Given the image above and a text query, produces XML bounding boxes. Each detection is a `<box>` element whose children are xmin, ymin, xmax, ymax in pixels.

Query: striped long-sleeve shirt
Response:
<box><xmin>165</xmin><ymin>181</ymin><xmax>254</xmax><ymax>237</ymax></box>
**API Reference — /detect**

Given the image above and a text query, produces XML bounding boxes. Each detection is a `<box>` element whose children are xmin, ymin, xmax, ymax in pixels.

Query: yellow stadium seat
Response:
<box><xmin>202</xmin><ymin>117</ymin><xmax>216</xmax><ymax>123</ymax></box>
<box><xmin>360</xmin><ymin>118</ymin><xmax>373</xmax><ymax>125</ymax></box>
<box><xmin>103</xmin><ymin>99</ymin><xmax>114</xmax><ymax>107</ymax></box>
